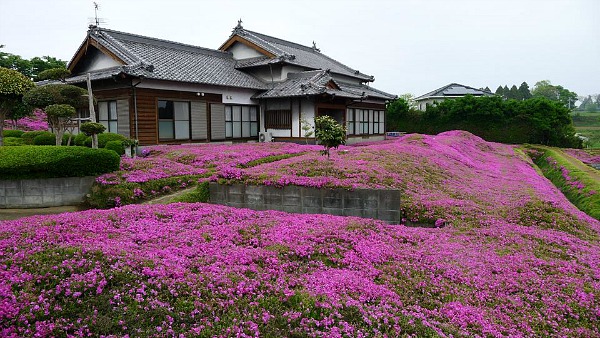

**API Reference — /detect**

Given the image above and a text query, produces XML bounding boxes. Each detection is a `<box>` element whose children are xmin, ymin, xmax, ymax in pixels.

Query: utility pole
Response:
<box><xmin>86</xmin><ymin>73</ymin><xmax>98</xmax><ymax>148</ymax></box>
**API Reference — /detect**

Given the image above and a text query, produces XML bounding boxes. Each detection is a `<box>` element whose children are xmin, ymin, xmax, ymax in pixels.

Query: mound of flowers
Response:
<box><xmin>1</xmin><ymin>202</ymin><xmax>599</xmax><ymax>337</ymax></box>
<box><xmin>564</xmin><ymin>148</ymin><xmax>600</xmax><ymax>166</ymax></box>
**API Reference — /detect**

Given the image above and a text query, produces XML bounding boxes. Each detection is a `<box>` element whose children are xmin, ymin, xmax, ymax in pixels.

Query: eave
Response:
<box><xmin>219</xmin><ymin>35</ymin><xmax>276</xmax><ymax>59</ymax></box>
<box><xmin>67</xmin><ymin>35</ymin><xmax>127</xmax><ymax>73</ymax></box>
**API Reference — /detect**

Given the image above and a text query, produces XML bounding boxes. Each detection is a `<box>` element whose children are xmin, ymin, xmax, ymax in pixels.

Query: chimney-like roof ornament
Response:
<box><xmin>232</xmin><ymin>19</ymin><xmax>244</xmax><ymax>36</ymax></box>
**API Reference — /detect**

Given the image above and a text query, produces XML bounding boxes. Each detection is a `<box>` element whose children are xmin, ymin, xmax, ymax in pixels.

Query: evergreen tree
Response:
<box><xmin>509</xmin><ymin>85</ymin><xmax>519</xmax><ymax>100</ymax></box>
<box><xmin>484</xmin><ymin>86</ymin><xmax>491</xmax><ymax>93</ymax></box>
<box><xmin>495</xmin><ymin>86</ymin><xmax>504</xmax><ymax>97</ymax></box>
<box><xmin>518</xmin><ymin>82</ymin><xmax>531</xmax><ymax>100</ymax></box>
<box><xmin>503</xmin><ymin>85</ymin><xmax>509</xmax><ymax>99</ymax></box>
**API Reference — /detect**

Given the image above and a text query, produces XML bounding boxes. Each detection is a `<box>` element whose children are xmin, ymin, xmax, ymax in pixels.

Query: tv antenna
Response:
<box><xmin>89</xmin><ymin>2</ymin><xmax>107</xmax><ymax>27</ymax></box>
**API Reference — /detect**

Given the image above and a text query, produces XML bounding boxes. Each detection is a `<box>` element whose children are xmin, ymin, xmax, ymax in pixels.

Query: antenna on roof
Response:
<box><xmin>88</xmin><ymin>2</ymin><xmax>107</xmax><ymax>28</ymax></box>
<box><xmin>312</xmin><ymin>41</ymin><xmax>320</xmax><ymax>52</ymax></box>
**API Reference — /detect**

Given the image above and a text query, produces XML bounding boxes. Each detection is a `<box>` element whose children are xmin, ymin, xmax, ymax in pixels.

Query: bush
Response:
<box><xmin>3</xmin><ymin>137</ymin><xmax>24</xmax><ymax>146</ymax></box>
<box><xmin>105</xmin><ymin>140</ymin><xmax>125</xmax><ymax>155</ymax></box>
<box><xmin>33</xmin><ymin>132</ymin><xmax>56</xmax><ymax>145</ymax></box>
<box><xmin>85</xmin><ymin>133</ymin><xmax>127</xmax><ymax>148</ymax></box>
<box><xmin>314</xmin><ymin>115</ymin><xmax>346</xmax><ymax>157</ymax></box>
<box><xmin>74</xmin><ymin>132</ymin><xmax>90</xmax><ymax>146</ymax></box>
<box><xmin>80</xmin><ymin>122</ymin><xmax>106</xmax><ymax>136</ymax></box>
<box><xmin>0</xmin><ymin>146</ymin><xmax>120</xmax><ymax>179</ymax></box>
<box><xmin>62</xmin><ymin>133</ymin><xmax>75</xmax><ymax>146</ymax></box>
<box><xmin>2</xmin><ymin>130</ymin><xmax>24</xmax><ymax>138</ymax></box>
<box><xmin>21</xmin><ymin>130</ymin><xmax>51</xmax><ymax>145</ymax></box>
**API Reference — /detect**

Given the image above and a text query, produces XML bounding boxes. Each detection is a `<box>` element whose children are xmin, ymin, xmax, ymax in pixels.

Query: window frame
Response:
<box><xmin>98</xmin><ymin>100</ymin><xmax>118</xmax><ymax>133</ymax></box>
<box><xmin>265</xmin><ymin>109</ymin><xmax>292</xmax><ymax>130</ymax></box>
<box><xmin>158</xmin><ymin>99</ymin><xmax>191</xmax><ymax>141</ymax></box>
<box><xmin>225</xmin><ymin>104</ymin><xmax>259</xmax><ymax>139</ymax></box>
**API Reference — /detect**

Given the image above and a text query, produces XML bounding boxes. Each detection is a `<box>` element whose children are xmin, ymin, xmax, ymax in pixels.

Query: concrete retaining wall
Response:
<box><xmin>209</xmin><ymin>183</ymin><xmax>401</xmax><ymax>223</ymax></box>
<box><xmin>0</xmin><ymin>176</ymin><xmax>96</xmax><ymax>208</ymax></box>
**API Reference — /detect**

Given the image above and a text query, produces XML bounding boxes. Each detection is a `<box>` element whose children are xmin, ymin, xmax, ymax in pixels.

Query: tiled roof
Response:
<box><xmin>227</xmin><ymin>27</ymin><xmax>375</xmax><ymax>82</ymax></box>
<box><xmin>416</xmin><ymin>83</ymin><xmax>494</xmax><ymax>100</ymax></box>
<box><xmin>68</xmin><ymin>27</ymin><xmax>266</xmax><ymax>89</ymax></box>
<box><xmin>254</xmin><ymin>70</ymin><xmax>394</xmax><ymax>100</ymax></box>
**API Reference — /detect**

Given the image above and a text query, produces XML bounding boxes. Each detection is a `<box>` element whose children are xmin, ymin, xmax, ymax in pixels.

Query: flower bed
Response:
<box><xmin>1</xmin><ymin>202</ymin><xmax>599</xmax><ymax>337</ymax></box>
<box><xmin>564</xmin><ymin>148</ymin><xmax>600</xmax><ymax>165</ymax></box>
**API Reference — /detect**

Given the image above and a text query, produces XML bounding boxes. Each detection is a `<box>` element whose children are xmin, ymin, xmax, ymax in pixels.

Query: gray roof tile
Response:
<box><xmin>416</xmin><ymin>83</ymin><xmax>494</xmax><ymax>100</ymax></box>
<box><xmin>69</xmin><ymin>27</ymin><xmax>267</xmax><ymax>89</ymax></box>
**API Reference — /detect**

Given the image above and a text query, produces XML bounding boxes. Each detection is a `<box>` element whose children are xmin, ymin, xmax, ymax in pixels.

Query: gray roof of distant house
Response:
<box><xmin>228</xmin><ymin>26</ymin><xmax>375</xmax><ymax>82</ymax></box>
<box><xmin>67</xmin><ymin>27</ymin><xmax>267</xmax><ymax>89</ymax></box>
<box><xmin>415</xmin><ymin>83</ymin><xmax>494</xmax><ymax>100</ymax></box>
<box><xmin>254</xmin><ymin>70</ymin><xmax>395</xmax><ymax>100</ymax></box>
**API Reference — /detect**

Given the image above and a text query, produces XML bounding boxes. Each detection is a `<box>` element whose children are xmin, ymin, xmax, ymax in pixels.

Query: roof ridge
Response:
<box><xmin>95</xmin><ymin>27</ymin><xmax>231</xmax><ymax>58</ymax></box>
<box><xmin>416</xmin><ymin>83</ymin><xmax>491</xmax><ymax>100</ymax></box>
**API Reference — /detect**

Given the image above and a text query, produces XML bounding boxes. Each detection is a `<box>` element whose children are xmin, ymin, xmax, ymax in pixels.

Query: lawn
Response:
<box><xmin>2</xmin><ymin>131</ymin><xmax>599</xmax><ymax>337</ymax></box>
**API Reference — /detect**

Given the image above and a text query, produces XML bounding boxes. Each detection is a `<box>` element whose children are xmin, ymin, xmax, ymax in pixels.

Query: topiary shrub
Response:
<box><xmin>33</xmin><ymin>131</ymin><xmax>57</xmax><ymax>145</ymax></box>
<box><xmin>74</xmin><ymin>132</ymin><xmax>90</xmax><ymax>146</ymax></box>
<box><xmin>85</xmin><ymin>132</ymin><xmax>127</xmax><ymax>148</ymax></box>
<box><xmin>62</xmin><ymin>133</ymin><xmax>75</xmax><ymax>146</ymax></box>
<box><xmin>21</xmin><ymin>130</ymin><xmax>51</xmax><ymax>145</ymax></box>
<box><xmin>105</xmin><ymin>140</ymin><xmax>125</xmax><ymax>155</ymax></box>
<box><xmin>80</xmin><ymin>122</ymin><xmax>106</xmax><ymax>136</ymax></box>
<box><xmin>3</xmin><ymin>136</ymin><xmax>24</xmax><ymax>146</ymax></box>
<box><xmin>3</xmin><ymin>130</ymin><xmax>24</xmax><ymax>138</ymax></box>
<box><xmin>0</xmin><ymin>146</ymin><xmax>120</xmax><ymax>179</ymax></box>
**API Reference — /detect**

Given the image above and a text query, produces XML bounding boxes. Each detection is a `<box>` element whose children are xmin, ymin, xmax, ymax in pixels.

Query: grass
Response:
<box><xmin>170</xmin><ymin>181</ymin><xmax>210</xmax><ymax>203</ymax></box>
<box><xmin>572</xmin><ymin>111</ymin><xmax>600</xmax><ymax>148</ymax></box>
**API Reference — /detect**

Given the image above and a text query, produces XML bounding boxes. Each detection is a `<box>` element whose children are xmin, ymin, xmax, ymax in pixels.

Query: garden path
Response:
<box><xmin>546</xmin><ymin>146</ymin><xmax>600</xmax><ymax>181</ymax></box>
<box><xmin>142</xmin><ymin>186</ymin><xmax>198</xmax><ymax>205</ymax></box>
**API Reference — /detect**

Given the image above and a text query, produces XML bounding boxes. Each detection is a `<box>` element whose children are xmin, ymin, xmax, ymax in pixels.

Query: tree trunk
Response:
<box><xmin>92</xmin><ymin>134</ymin><xmax>98</xmax><ymax>149</ymax></box>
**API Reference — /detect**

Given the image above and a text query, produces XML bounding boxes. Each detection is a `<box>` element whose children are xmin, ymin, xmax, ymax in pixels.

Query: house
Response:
<box><xmin>414</xmin><ymin>83</ymin><xmax>494</xmax><ymax>111</ymax></box>
<box><xmin>62</xmin><ymin>22</ymin><xmax>396</xmax><ymax>145</ymax></box>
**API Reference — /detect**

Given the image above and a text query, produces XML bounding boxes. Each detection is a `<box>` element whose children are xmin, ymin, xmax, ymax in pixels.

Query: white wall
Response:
<box><xmin>80</xmin><ymin>52</ymin><xmax>121</xmax><ymax>72</ymax></box>
<box><xmin>138</xmin><ymin>79</ymin><xmax>258</xmax><ymax>105</ymax></box>
<box><xmin>281</xmin><ymin>65</ymin><xmax>306</xmax><ymax>80</ymax></box>
<box><xmin>263</xmin><ymin>98</ymin><xmax>315</xmax><ymax>138</ymax></box>
<box><xmin>299</xmin><ymin>99</ymin><xmax>315</xmax><ymax>138</ymax></box>
<box><xmin>228</xmin><ymin>42</ymin><xmax>264</xmax><ymax>60</ymax></box>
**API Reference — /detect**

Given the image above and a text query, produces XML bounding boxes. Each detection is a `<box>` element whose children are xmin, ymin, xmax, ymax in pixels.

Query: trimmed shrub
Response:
<box><xmin>33</xmin><ymin>132</ymin><xmax>56</xmax><ymax>145</ymax></box>
<box><xmin>0</xmin><ymin>146</ymin><xmax>120</xmax><ymax>179</ymax></box>
<box><xmin>74</xmin><ymin>132</ymin><xmax>90</xmax><ymax>146</ymax></box>
<box><xmin>80</xmin><ymin>122</ymin><xmax>106</xmax><ymax>136</ymax></box>
<box><xmin>62</xmin><ymin>133</ymin><xmax>76</xmax><ymax>146</ymax></box>
<box><xmin>3</xmin><ymin>137</ymin><xmax>24</xmax><ymax>146</ymax></box>
<box><xmin>85</xmin><ymin>132</ymin><xmax>127</xmax><ymax>148</ymax></box>
<box><xmin>21</xmin><ymin>130</ymin><xmax>51</xmax><ymax>145</ymax></box>
<box><xmin>2</xmin><ymin>130</ymin><xmax>24</xmax><ymax>138</ymax></box>
<box><xmin>105</xmin><ymin>140</ymin><xmax>125</xmax><ymax>155</ymax></box>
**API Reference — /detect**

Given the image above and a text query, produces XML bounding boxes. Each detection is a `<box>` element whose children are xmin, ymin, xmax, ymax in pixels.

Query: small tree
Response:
<box><xmin>37</xmin><ymin>68</ymin><xmax>71</xmax><ymax>81</ymax></box>
<box><xmin>80</xmin><ymin>122</ymin><xmax>106</xmax><ymax>149</ymax></box>
<box><xmin>0</xmin><ymin>67</ymin><xmax>35</xmax><ymax>146</ymax></box>
<box><xmin>45</xmin><ymin>104</ymin><xmax>76</xmax><ymax>146</ymax></box>
<box><xmin>300</xmin><ymin>117</ymin><xmax>314</xmax><ymax>144</ymax></box>
<box><xmin>314</xmin><ymin>115</ymin><xmax>346</xmax><ymax>158</ymax></box>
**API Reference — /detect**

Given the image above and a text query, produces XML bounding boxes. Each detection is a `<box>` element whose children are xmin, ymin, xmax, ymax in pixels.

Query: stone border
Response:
<box><xmin>0</xmin><ymin>176</ymin><xmax>96</xmax><ymax>208</ymax></box>
<box><xmin>209</xmin><ymin>183</ymin><xmax>401</xmax><ymax>223</ymax></box>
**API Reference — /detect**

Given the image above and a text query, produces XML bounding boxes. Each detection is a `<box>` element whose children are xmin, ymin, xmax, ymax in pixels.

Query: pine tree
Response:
<box><xmin>509</xmin><ymin>85</ymin><xmax>519</xmax><ymax>100</ymax></box>
<box><xmin>484</xmin><ymin>86</ymin><xmax>491</xmax><ymax>93</ymax></box>
<box><xmin>495</xmin><ymin>86</ymin><xmax>504</xmax><ymax>97</ymax></box>
<box><xmin>518</xmin><ymin>82</ymin><xmax>531</xmax><ymax>100</ymax></box>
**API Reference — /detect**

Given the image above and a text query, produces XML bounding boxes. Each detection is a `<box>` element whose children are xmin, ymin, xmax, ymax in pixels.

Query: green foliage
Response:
<box><xmin>238</xmin><ymin>153</ymin><xmax>303</xmax><ymax>168</ymax></box>
<box><xmin>171</xmin><ymin>182</ymin><xmax>210</xmax><ymax>203</ymax></box>
<box><xmin>22</xmin><ymin>83</ymin><xmax>87</xmax><ymax>110</ymax></box>
<box><xmin>37</xmin><ymin>68</ymin><xmax>71</xmax><ymax>81</ymax></box>
<box><xmin>0</xmin><ymin>146</ymin><xmax>120</xmax><ymax>179</ymax></box>
<box><xmin>44</xmin><ymin>104</ymin><xmax>76</xmax><ymax>118</ymax></box>
<box><xmin>3</xmin><ymin>129</ymin><xmax>24</xmax><ymax>138</ymax></box>
<box><xmin>33</xmin><ymin>132</ymin><xmax>57</xmax><ymax>145</ymax></box>
<box><xmin>80</xmin><ymin>122</ymin><xmax>106</xmax><ymax>136</ymax></box>
<box><xmin>314</xmin><ymin>115</ymin><xmax>346</xmax><ymax>157</ymax></box>
<box><xmin>0</xmin><ymin>67</ymin><xmax>35</xmax><ymax>97</ymax></box>
<box><xmin>530</xmin><ymin>147</ymin><xmax>600</xmax><ymax>220</ymax></box>
<box><xmin>386</xmin><ymin>97</ymin><xmax>411</xmax><ymax>131</ymax></box>
<box><xmin>105</xmin><ymin>140</ymin><xmax>125</xmax><ymax>155</ymax></box>
<box><xmin>85</xmin><ymin>133</ymin><xmax>127</xmax><ymax>148</ymax></box>
<box><xmin>3</xmin><ymin>136</ymin><xmax>24</xmax><ymax>146</ymax></box>
<box><xmin>21</xmin><ymin>130</ymin><xmax>51</xmax><ymax>145</ymax></box>
<box><xmin>532</xmin><ymin>80</ymin><xmax>577</xmax><ymax>109</ymax></box>
<box><xmin>0</xmin><ymin>48</ymin><xmax>67</xmax><ymax>78</ymax></box>
<box><xmin>74</xmin><ymin>132</ymin><xmax>90</xmax><ymax>146</ymax></box>
<box><xmin>391</xmin><ymin>95</ymin><xmax>581</xmax><ymax>148</ymax></box>
<box><xmin>300</xmin><ymin>117</ymin><xmax>314</xmax><ymax>143</ymax></box>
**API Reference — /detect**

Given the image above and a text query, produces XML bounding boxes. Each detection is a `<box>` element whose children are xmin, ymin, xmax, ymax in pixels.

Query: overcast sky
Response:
<box><xmin>1</xmin><ymin>0</ymin><xmax>598</xmax><ymax>97</ymax></box>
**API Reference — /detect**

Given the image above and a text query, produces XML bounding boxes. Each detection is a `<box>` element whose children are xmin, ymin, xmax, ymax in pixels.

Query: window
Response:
<box><xmin>225</xmin><ymin>105</ymin><xmax>259</xmax><ymax>138</ymax></box>
<box><xmin>361</xmin><ymin>109</ymin><xmax>369</xmax><ymax>134</ymax></box>
<box><xmin>159</xmin><ymin>100</ymin><xmax>190</xmax><ymax>140</ymax></box>
<box><xmin>265</xmin><ymin>110</ymin><xmax>292</xmax><ymax>129</ymax></box>
<box><xmin>346</xmin><ymin>109</ymin><xmax>355</xmax><ymax>135</ymax></box>
<box><xmin>98</xmin><ymin>101</ymin><xmax>117</xmax><ymax>133</ymax></box>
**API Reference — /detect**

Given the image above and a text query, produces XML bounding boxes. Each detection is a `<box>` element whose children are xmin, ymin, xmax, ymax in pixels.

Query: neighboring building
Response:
<box><xmin>61</xmin><ymin>22</ymin><xmax>395</xmax><ymax>145</ymax></box>
<box><xmin>415</xmin><ymin>83</ymin><xmax>494</xmax><ymax>111</ymax></box>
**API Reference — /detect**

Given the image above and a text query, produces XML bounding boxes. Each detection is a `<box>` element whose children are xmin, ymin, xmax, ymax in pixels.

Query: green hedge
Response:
<box><xmin>3</xmin><ymin>130</ymin><xmax>24</xmax><ymax>138</ymax></box>
<box><xmin>22</xmin><ymin>131</ymin><xmax>51</xmax><ymax>145</ymax></box>
<box><xmin>33</xmin><ymin>132</ymin><xmax>56</xmax><ymax>145</ymax></box>
<box><xmin>105</xmin><ymin>140</ymin><xmax>125</xmax><ymax>155</ymax></box>
<box><xmin>3</xmin><ymin>137</ymin><xmax>24</xmax><ymax>146</ymax></box>
<box><xmin>85</xmin><ymin>133</ymin><xmax>127</xmax><ymax>148</ymax></box>
<box><xmin>0</xmin><ymin>146</ymin><xmax>120</xmax><ymax>179</ymax></box>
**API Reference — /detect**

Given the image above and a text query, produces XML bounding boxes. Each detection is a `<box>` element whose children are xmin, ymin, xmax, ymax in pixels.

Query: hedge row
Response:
<box><xmin>0</xmin><ymin>146</ymin><xmax>120</xmax><ymax>179</ymax></box>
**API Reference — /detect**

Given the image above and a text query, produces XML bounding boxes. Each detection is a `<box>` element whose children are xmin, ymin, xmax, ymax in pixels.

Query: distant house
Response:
<box><xmin>415</xmin><ymin>83</ymin><xmax>494</xmax><ymax>111</ymax></box>
<box><xmin>61</xmin><ymin>22</ymin><xmax>395</xmax><ymax>145</ymax></box>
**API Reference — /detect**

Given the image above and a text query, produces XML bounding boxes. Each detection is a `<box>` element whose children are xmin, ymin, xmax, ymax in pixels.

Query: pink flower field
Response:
<box><xmin>2</xmin><ymin>131</ymin><xmax>600</xmax><ymax>337</ymax></box>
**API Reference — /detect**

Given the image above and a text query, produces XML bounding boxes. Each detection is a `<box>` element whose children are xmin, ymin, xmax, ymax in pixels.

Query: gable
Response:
<box><xmin>70</xmin><ymin>46</ymin><xmax>123</xmax><ymax>74</ymax></box>
<box><xmin>220</xmin><ymin>36</ymin><xmax>275</xmax><ymax>59</ymax></box>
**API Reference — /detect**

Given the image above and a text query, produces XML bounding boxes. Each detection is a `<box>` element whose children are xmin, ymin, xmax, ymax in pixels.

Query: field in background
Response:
<box><xmin>572</xmin><ymin>110</ymin><xmax>600</xmax><ymax>148</ymax></box>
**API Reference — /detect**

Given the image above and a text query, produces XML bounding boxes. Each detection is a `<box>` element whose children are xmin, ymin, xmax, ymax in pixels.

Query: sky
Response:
<box><xmin>1</xmin><ymin>0</ymin><xmax>598</xmax><ymax>97</ymax></box>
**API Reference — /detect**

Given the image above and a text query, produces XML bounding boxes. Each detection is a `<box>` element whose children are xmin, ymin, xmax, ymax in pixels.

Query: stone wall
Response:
<box><xmin>0</xmin><ymin>176</ymin><xmax>96</xmax><ymax>208</ymax></box>
<box><xmin>209</xmin><ymin>183</ymin><xmax>401</xmax><ymax>223</ymax></box>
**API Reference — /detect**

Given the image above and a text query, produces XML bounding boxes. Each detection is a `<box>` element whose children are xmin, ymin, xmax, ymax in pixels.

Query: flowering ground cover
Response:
<box><xmin>89</xmin><ymin>143</ymin><xmax>314</xmax><ymax>208</ymax></box>
<box><xmin>564</xmin><ymin>148</ymin><xmax>600</xmax><ymax>165</ymax></box>
<box><xmin>2</xmin><ymin>131</ymin><xmax>600</xmax><ymax>336</ymax></box>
